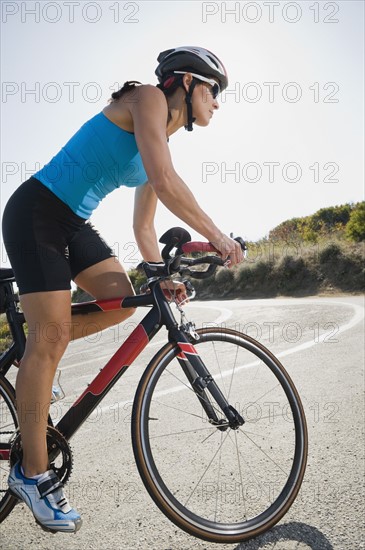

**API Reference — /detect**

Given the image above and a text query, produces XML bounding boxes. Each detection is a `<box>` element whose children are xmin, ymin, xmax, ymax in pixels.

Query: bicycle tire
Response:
<box><xmin>132</xmin><ymin>327</ymin><xmax>308</xmax><ymax>543</ymax></box>
<box><xmin>0</xmin><ymin>375</ymin><xmax>18</xmax><ymax>523</ymax></box>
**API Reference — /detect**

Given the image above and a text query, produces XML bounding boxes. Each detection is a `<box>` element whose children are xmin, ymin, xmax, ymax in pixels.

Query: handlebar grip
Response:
<box><xmin>181</xmin><ymin>242</ymin><xmax>218</xmax><ymax>254</ymax></box>
<box><xmin>181</xmin><ymin>237</ymin><xmax>247</xmax><ymax>255</ymax></box>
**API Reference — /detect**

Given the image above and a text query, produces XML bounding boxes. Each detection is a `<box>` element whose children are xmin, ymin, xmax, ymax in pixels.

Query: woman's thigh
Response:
<box><xmin>73</xmin><ymin>257</ymin><xmax>135</xmax><ymax>299</ymax></box>
<box><xmin>20</xmin><ymin>290</ymin><xmax>72</xmax><ymax>358</ymax></box>
<box><xmin>73</xmin><ymin>257</ymin><xmax>136</xmax><ymax>330</ymax></box>
<box><xmin>69</xmin><ymin>221</ymin><xmax>134</xmax><ymax>299</ymax></box>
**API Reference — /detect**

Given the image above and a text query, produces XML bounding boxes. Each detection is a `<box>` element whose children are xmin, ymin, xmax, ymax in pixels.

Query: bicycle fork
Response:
<box><xmin>172</xmin><ymin>330</ymin><xmax>245</xmax><ymax>431</ymax></box>
<box><xmin>157</xmin><ymin>282</ymin><xmax>245</xmax><ymax>431</ymax></box>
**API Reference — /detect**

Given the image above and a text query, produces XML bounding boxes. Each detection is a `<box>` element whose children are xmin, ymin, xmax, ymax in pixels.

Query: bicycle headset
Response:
<box><xmin>155</xmin><ymin>46</ymin><xmax>228</xmax><ymax>132</ymax></box>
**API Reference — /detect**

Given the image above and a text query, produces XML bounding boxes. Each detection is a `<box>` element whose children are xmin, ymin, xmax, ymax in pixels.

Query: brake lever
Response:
<box><xmin>222</xmin><ymin>236</ymin><xmax>248</xmax><ymax>266</ymax></box>
<box><xmin>234</xmin><ymin>236</ymin><xmax>248</xmax><ymax>258</ymax></box>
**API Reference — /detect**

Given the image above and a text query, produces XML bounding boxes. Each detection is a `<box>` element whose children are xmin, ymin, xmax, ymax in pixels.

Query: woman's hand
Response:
<box><xmin>160</xmin><ymin>280</ymin><xmax>188</xmax><ymax>304</ymax></box>
<box><xmin>140</xmin><ymin>280</ymin><xmax>189</xmax><ymax>305</ymax></box>
<box><xmin>211</xmin><ymin>234</ymin><xmax>244</xmax><ymax>266</ymax></box>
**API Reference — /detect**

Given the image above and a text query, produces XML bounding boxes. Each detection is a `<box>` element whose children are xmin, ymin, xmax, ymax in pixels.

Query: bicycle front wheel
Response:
<box><xmin>0</xmin><ymin>375</ymin><xmax>18</xmax><ymax>523</ymax></box>
<box><xmin>132</xmin><ymin>327</ymin><xmax>308</xmax><ymax>543</ymax></box>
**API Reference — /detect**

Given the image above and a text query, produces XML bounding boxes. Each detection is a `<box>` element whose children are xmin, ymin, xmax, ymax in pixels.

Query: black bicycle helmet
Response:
<box><xmin>155</xmin><ymin>46</ymin><xmax>228</xmax><ymax>131</ymax></box>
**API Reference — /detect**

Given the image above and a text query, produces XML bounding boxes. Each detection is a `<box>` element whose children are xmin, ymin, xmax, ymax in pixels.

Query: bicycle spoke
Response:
<box><xmin>237</xmin><ymin>429</ymin><xmax>289</xmax><ymax>476</ymax></box>
<box><xmin>165</xmin><ymin>365</ymin><xmax>222</xmax><ymax>414</ymax></box>
<box><xmin>234</xmin><ymin>430</ymin><xmax>248</xmax><ymax>521</ymax></box>
<box><xmin>165</xmin><ymin>366</ymin><xmax>197</xmax><ymax>393</ymax></box>
<box><xmin>250</xmin><ymin>383</ymin><xmax>282</xmax><ymax>405</ymax></box>
<box><xmin>151</xmin><ymin>399</ymin><xmax>206</xmax><ymax>421</ymax></box>
<box><xmin>149</xmin><ymin>425</ymin><xmax>219</xmax><ymax>440</ymax></box>
<box><xmin>214</xmin><ymin>431</ymin><xmax>223</xmax><ymax>522</ymax></box>
<box><xmin>228</xmin><ymin>430</ymin><xmax>272</xmax><ymax>503</ymax></box>
<box><xmin>201</xmin><ymin>429</ymin><xmax>221</xmax><ymax>444</ymax></box>
<box><xmin>165</xmin><ymin>367</ymin><xmax>225</xmax><ymax>420</ymax></box>
<box><xmin>227</xmin><ymin>343</ymin><xmax>239</xmax><ymax>403</ymax></box>
<box><xmin>184</xmin><ymin>430</ymin><xmax>231</xmax><ymax>507</ymax></box>
<box><xmin>212</xmin><ymin>342</ymin><xmax>228</xmax><ymax>398</ymax></box>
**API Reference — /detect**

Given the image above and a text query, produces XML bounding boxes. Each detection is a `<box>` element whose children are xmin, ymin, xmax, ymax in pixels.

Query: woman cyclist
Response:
<box><xmin>2</xmin><ymin>46</ymin><xmax>243</xmax><ymax>533</ymax></box>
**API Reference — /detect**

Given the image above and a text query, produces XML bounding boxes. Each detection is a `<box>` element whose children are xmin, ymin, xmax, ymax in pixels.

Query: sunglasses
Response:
<box><xmin>173</xmin><ymin>71</ymin><xmax>221</xmax><ymax>99</ymax></box>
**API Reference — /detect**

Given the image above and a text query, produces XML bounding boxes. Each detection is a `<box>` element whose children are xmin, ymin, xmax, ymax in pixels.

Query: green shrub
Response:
<box><xmin>0</xmin><ymin>314</ymin><xmax>12</xmax><ymax>352</ymax></box>
<box><xmin>269</xmin><ymin>202</ymin><xmax>361</xmax><ymax>244</ymax></box>
<box><xmin>215</xmin><ymin>267</ymin><xmax>234</xmax><ymax>284</ymax></box>
<box><xmin>318</xmin><ymin>243</ymin><xmax>343</xmax><ymax>264</ymax></box>
<box><xmin>214</xmin><ymin>268</ymin><xmax>235</xmax><ymax>295</ymax></box>
<box><xmin>252</xmin><ymin>261</ymin><xmax>274</xmax><ymax>284</ymax></box>
<box><xmin>276</xmin><ymin>256</ymin><xmax>315</xmax><ymax>293</ymax></box>
<box><xmin>234</xmin><ymin>265</ymin><xmax>254</xmax><ymax>291</ymax></box>
<box><xmin>71</xmin><ymin>287</ymin><xmax>93</xmax><ymax>303</ymax></box>
<box><xmin>311</xmin><ymin>204</ymin><xmax>352</xmax><ymax>231</ymax></box>
<box><xmin>128</xmin><ymin>268</ymin><xmax>147</xmax><ymax>293</ymax></box>
<box><xmin>346</xmin><ymin>203</ymin><xmax>365</xmax><ymax>242</ymax></box>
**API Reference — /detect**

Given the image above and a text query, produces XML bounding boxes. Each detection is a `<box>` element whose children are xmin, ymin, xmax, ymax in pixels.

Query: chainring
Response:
<box><xmin>10</xmin><ymin>426</ymin><xmax>73</xmax><ymax>485</ymax></box>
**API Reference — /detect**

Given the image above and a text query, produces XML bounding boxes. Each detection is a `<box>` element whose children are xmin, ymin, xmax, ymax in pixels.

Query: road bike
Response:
<box><xmin>0</xmin><ymin>227</ymin><xmax>308</xmax><ymax>544</ymax></box>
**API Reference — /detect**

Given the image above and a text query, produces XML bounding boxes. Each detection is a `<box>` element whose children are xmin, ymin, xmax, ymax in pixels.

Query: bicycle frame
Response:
<box><xmin>0</xmin><ymin>280</ymin><xmax>238</xmax><ymax>452</ymax></box>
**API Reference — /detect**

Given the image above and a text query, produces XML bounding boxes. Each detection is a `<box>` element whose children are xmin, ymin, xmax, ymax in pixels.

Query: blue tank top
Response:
<box><xmin>33</xmin><ymin>111</ymin><xmax>148</xmax><ymax>218</ymax></box>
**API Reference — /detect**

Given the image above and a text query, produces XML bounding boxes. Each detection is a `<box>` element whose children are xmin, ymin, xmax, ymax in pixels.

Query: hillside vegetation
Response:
<box><xmin>129</xmin><ymin>201</ymin><xmax>365</xmax><ymax>299</ymax></box>
<box><xmin>1</xmin><ymin>202</ymin><xmax>364</xmax><ymax>351</ymax></box>
<box><xmin>268</xmin><ymin>202</ymin><xmax>365</xmax><ymax>243</ymax></box>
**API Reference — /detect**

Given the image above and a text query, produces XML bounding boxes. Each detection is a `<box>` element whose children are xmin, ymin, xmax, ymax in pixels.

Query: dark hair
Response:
<box><xmin>156</xmin><ymin>74</ymin><xmax>184</xmax><ymax>96</ymax></box>
<box><xmin>108</xmin><ymin>75</ymin><xmax>186</xmax><ymax>125</ymax></box>
<box><xmin>109</xmin><ymin>74</ymin><xmax>185</xmax><ymax>103</ymax></box>
<box><xmin>108</xmin><ymin>81</ymin><xmax>142</xmax><ymax>103</ymax></box>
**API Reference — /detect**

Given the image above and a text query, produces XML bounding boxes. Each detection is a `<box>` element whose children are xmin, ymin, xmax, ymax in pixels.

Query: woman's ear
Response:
<box><xmin>182</xmin><ymin>72</ymin><xmax>194</xmax><ymax>92</ymax></box>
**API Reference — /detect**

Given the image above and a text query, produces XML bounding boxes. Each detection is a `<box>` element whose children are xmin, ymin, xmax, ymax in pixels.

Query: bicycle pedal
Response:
<box><xmin>7</xmin><ymin>488</ymin><xmax>22</xmax><ymax>502</ymax></box>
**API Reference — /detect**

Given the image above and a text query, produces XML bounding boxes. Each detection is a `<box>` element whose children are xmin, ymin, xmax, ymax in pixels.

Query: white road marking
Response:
<box><xmin>85</xmin><ymin>299</ymin><xmax>364</xmax><ymax>417</ymax></box>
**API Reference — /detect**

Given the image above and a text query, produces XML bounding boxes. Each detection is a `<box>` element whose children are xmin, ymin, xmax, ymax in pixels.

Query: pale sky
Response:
<box><xmin>1</xmin><ymin>0</ymin><xmax>364</xmax><ymax>270</ymax></box>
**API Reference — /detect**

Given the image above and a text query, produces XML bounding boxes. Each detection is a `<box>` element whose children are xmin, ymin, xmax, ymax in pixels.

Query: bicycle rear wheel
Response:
<box><xmin>132</xmin><ymin>327</ymin><xmax>307</xmax><ymax>543</ymax></box>
<box><xmin>0</xmin><ymin>375</ymin><xmax>18</xmax><ymax>523</ymax></box>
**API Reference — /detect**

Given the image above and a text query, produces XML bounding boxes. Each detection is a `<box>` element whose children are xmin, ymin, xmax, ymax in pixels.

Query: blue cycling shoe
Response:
<box><xmin>8</xmin><ymin>462</ymin><xmax>82</xmax><ymax>533</ymax></box>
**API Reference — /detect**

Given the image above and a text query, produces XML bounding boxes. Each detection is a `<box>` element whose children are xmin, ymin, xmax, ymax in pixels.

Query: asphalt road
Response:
<box><xmin>1</xmin><ymin>295</ymin><xmax>364</xmax><ymax>550</ymax></box>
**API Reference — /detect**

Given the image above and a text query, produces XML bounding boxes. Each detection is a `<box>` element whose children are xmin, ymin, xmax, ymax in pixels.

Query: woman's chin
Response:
<box><xmin>194</xmin><ymin>118</ymin><xmax>211</xmax><ymax>128</ymax></box>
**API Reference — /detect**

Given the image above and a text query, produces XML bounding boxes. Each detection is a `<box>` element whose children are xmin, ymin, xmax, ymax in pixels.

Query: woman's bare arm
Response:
<box><xmin>130</xmin><ymin>87</ymin><xmax>221</xmax><ymax>239</ymax></box>
<box><xmin>133</xmin><ymin>181</ymin><xmax>188</xmax><ymax>303</ymax></box>
<box><xmin>130</xmin><ymin>85</ymin><xmax>243</xmax><ymax>264</ymax></box>
<box><xmin>133</xmin><ymin>182</ymin><xmax>161</xmax><ymax>262</ymax></box>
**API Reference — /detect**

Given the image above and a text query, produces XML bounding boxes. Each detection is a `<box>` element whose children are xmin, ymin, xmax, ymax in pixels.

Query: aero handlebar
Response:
<box><xmin>152</xmin><ymin>227</ymin><xmax>248</xmax><ymax>280</ymax></box>
<box><xmin>139</xmin><ymin>228</ymin><xmax>247</xmax><ymax>285</ymax></box>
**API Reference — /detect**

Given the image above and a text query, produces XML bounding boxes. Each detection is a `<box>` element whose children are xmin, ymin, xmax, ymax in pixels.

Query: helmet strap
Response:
<box><xmin>184</xmin><ymin>80</ymin><xmax>197</xmax><ymax>131</ymax></box>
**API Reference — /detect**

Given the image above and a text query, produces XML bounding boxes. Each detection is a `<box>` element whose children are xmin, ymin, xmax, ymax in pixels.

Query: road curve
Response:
<box><xmin>1</xmin><ymin>295</ymin><xmax>363</xmax><ymax>550</ymax></box>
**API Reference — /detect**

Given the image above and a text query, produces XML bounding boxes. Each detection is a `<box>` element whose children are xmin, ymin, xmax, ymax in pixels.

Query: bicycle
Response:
<box><xmin>0</xmin><ymin>227</ymin><xmax>308</xmax><ymax>544</ymax></box>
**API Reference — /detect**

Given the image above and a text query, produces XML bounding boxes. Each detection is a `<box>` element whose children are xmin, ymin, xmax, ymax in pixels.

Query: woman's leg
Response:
<box><xmin>17</xmin><ymin>290</ymin><xmax>71</xmax><ymax>476</ymax></box>
<box><xmin>71</xmin><ymin>257</ymin><xmax>136</xmax><ymax>340</ymax></box>
<box><xmin>16</xmin><ymin>259</ymin><xmax>135</xmax><ymax>477</ymax></box>
<box><xmin>9</xmin><ymin>292</ymin><xmax>81</xmax><ymax>533</ymax></box>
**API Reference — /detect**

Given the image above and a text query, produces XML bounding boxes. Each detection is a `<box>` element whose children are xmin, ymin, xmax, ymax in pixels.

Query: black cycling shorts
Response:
<box><xmin>2</xmin><ymin>177</ymin><xmax>115</xmax><ymax>295</ymax></box>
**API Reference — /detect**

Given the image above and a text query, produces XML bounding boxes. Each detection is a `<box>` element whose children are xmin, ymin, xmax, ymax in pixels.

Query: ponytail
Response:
<box><xmin>108</xmin><ymin>80</ymin><xmax>142</xmax><ymax>103</ymax></box>
<box><xmin>109</xmin><ymin>75</ymin><xmax>183</xmax><ymax>103</ymax></box>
